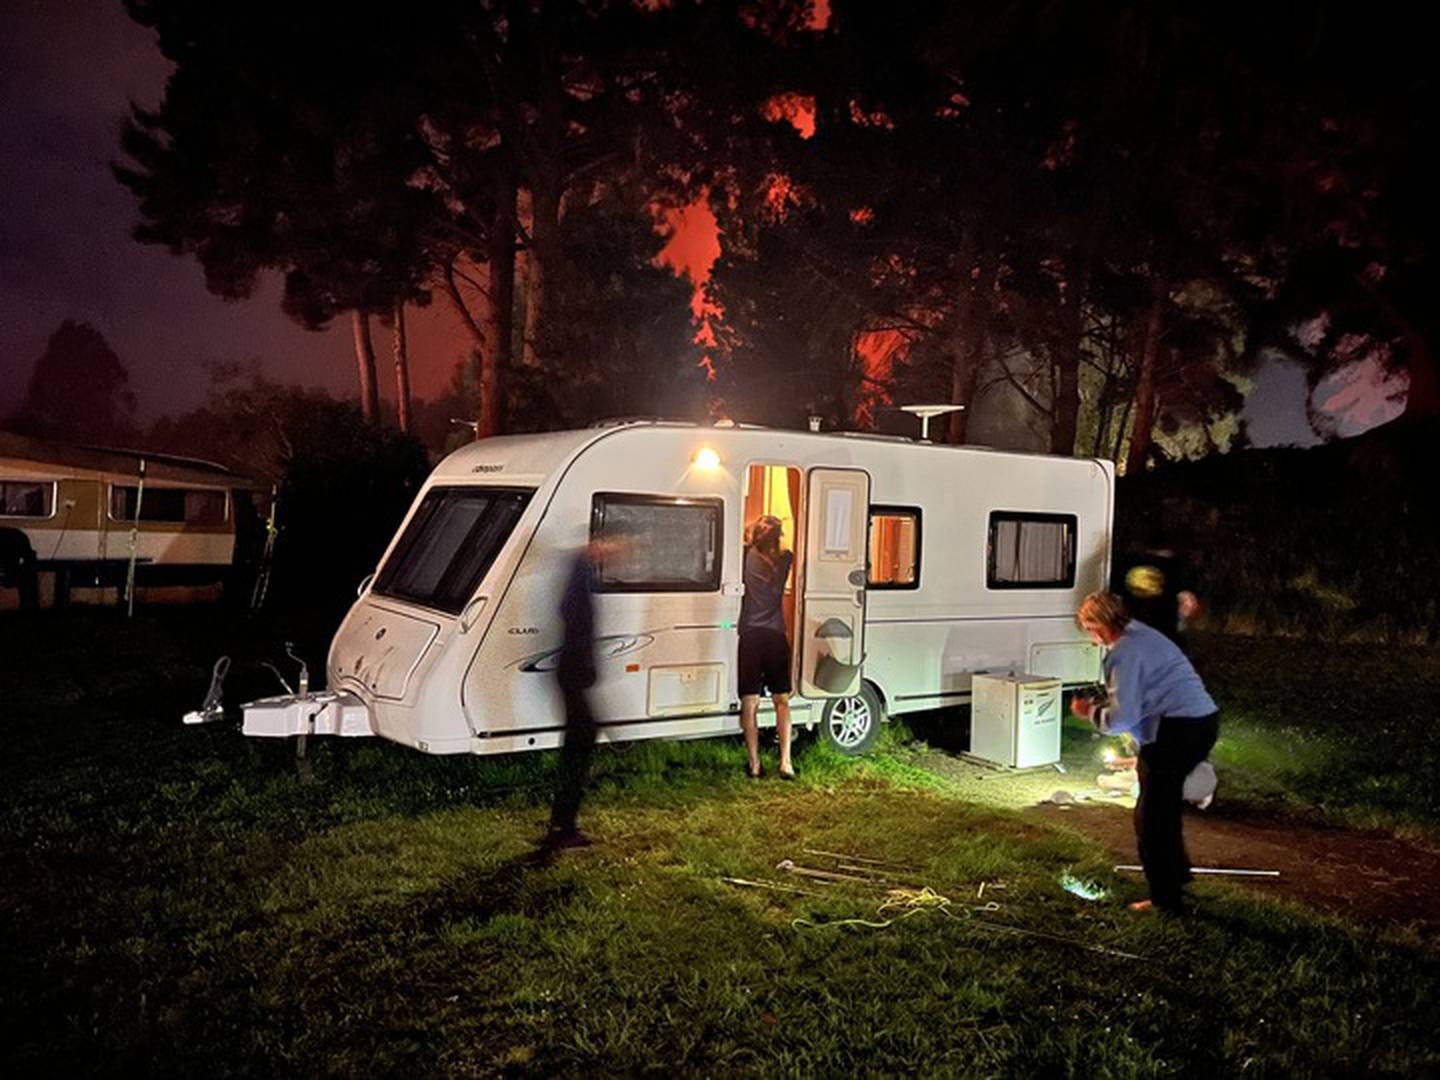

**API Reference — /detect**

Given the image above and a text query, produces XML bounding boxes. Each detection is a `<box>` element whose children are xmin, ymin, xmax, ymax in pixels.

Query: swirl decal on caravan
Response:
<box><xmin>512</xmin><ymin>633</ymin><xmax>657</xmax><ymax>673</ymax></box>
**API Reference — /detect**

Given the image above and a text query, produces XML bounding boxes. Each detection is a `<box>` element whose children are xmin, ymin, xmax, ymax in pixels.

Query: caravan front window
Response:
<box><xmin>373</xmin><ymin>486</ymin><xmax>532</xmax><ymax>614</ymax></box>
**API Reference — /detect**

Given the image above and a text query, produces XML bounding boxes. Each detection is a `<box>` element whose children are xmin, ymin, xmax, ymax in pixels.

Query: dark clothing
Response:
<box><xmin>1135</xmin><ymin>711</ymin><xmax>1219</xmax><ymax>910</ymax></box>
<box><xmin>738</xmin><ymin>546</ymin><xmax>792</xmax><ymax>697</ymax></box>
<box><xmin>556</xmin><ymin>553</ymin><xmax>597</xmax><ymax>692</ymax></box>
<box><xmin>738</xmin><ymin>627</ymin><xmax>792</xmax><ymax>696</ymax></box>
<box><xmin>550</xmin><ymin>551</ymin><xmax>598</xmax><ymax>837</ymax></box>
<box><xmin>739</xmin><ymin>548</ymin><xmax>792</xmax><ymax>635</ymax></box>
<box><xmin>550</xmin><ymin>687</ymin><xmax>597</xmax><ymax>836</ymax></box>
<box><xmin>1112</xmin><ymin>549</ymin><xmax>1192</xmax><ymax>648</ymax></box>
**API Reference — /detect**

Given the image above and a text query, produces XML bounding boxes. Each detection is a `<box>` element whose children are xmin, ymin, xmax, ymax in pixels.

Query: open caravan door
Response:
<box><xmin>797</xmin><ymin>467</ymin><xmax>870</xmax><ymax>698</ymax></box>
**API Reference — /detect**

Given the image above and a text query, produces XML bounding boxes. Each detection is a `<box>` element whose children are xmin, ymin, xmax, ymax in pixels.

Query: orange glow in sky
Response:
<box><xmin>655</xmin><ymin>193</ymin><xmax>723</xmax><ymax>377</ymax></box>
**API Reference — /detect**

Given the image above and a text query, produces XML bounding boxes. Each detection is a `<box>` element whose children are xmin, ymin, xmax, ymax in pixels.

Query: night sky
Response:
<box><xmin>0</xmin><ymin>0</ymin><xmax>476</xmax><ymax>424</ymax></box>
<box><xmin>0</xmin><ymin>0</ymin><xmax>1404</xmax><ymax>443</ymax></box>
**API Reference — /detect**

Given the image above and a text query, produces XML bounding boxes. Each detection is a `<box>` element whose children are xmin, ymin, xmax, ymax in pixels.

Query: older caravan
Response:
<box><xmin>243</xmin><ymin>421</ymin><xmax>1113</xmax><ymax>755</ymax></box>
<box><xmin>1</xmin><ymin>431</ymin><xmax>258</xmax><ymax>608</ymax></box>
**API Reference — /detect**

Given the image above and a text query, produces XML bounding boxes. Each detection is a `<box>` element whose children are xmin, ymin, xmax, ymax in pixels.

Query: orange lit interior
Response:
<box><xmin>743</xmin><ymin>464</ymin><xmax>800</xmax><ymax>638</ymax></box>
<box><xmin>869</xmin><ymin>513</ymin><xmax>917</xmax><ymax>586</ymax></box>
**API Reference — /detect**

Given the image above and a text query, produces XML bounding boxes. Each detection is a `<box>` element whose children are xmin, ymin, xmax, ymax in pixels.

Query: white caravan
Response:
<box><xmin>243</xmin><ymin>421</ymin><xmax>1113</xmax><ymax>755</ymax></box>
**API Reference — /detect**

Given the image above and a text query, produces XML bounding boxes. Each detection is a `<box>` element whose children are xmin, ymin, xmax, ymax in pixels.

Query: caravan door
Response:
<box><xmin>797</xmin><ymin>467</ymin><xmax>870</xmax><ymax>697</ymax></box>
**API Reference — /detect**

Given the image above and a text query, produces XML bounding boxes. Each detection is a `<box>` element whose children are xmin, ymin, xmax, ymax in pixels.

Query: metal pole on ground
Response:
<box><xmin>124</xmin><ymin>458</ymin><xmax>146</xmax><ymax>618</ymax></box>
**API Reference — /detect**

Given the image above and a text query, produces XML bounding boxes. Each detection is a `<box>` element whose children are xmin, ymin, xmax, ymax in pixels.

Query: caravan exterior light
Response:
<box><xmin>692</xmin><ymin>446</ymin><xmax>722</xmax><ymax>470</ymax></box>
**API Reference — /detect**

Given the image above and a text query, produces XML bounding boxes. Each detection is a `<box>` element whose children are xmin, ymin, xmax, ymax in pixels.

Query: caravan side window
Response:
<box><xmin>590</xmin><ymin>494</ymin><xmax>722</xmax><ymax>593</ymax></box>
<box><xmin>868</xmin><ymin>506</ymin><xmax>921</xmax><ymax>589</ymax></box>
<box><xmin>987</xmin><ymin>511</ymin><xmax>1076</xmax><ymax>589</ymax></box>
<box><xmin>109</xmin><ymin>485</ymin><xmax>229</xmax><ymax>525</ymax></box>
<box><xmin>0</xmin><ymin>480</ymin><xmax>55</xmax><ymax>518</ymax></box>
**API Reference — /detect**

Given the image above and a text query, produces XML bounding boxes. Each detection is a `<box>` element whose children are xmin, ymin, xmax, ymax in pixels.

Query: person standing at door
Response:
<box><xmin>738</xmin><ymin>515</ymin><xmax>796</xmax><ymax>780</ymax></box>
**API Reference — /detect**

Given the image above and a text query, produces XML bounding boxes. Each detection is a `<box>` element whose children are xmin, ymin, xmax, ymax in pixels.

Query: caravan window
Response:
<box><xmin>109</xmin><ymin>485</ymin><xmax>228</xmax><ymax>525</ymax></box>
<box><xmin>590</xmin><ymin>494</ymin><xmax>722</xmax><ymax>592</ymax></box>
<box><xmin>1</xmin><ymin>480</ymin><xmax>54</xmax><ymax>518</ymax></box>
<box><xmin>987</xmin><ymin>512</ymin><xmax>1076</xmax><ymax>589</ymax></box>
<box><xmin>373</xmin><ymin>486</ymin><xmax>532</xmax><ymax>615</ymax></box>
<box><xmin>868</xmin><ymin>506</ymin><xmax>921</xmax><ymax>589</ymax></box>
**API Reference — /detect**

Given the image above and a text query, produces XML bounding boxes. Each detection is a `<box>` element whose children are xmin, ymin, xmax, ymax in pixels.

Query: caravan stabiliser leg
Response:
<box><xmin>183</xmin><ymin>656</ymin><xmax>232</xmax><ymax>725</ymax></box>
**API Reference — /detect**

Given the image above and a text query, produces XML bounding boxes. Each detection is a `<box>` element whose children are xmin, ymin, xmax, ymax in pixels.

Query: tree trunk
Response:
<box><xmin>392</xmin><ymin>301</ymin><xmax>412</xmax><ymax>434</ymax></box>
<box><xmin>1050</xmin><ymin>290</ymin><xmax>1083</xmax><ymax>455</ymax></box>
<box><xmin>1124</xmin><ymin>275</ymin><xmax>1167</xmax><ymax>475</ymax></box>
<box><xmin>477</xmin><ymin>167</ymin><xmax>518</xmax><ymax>439</ymax></box>
<box><xmin>351</xmin><ymin>310</ymin><xmax>380</xmax><ymax>423</ymax></box>
<box><xmin>1359</xmin><ymin>273</ymin><xmax>1440</xmax><ymax>419</ymax></box>
<box><xmin>521</xmin><ymin>31</ymin><xmax>564</xmax><ymax>373</ymax></box>
<box><xmin>947</xmin><ymin>268</ymin><xmax>991</xmax><ymax>444</ymax></box>
<box><xmin>947</xmin><ymin>331</ymin><xmax>986</xmax><ymax>445</ymax></box>
<box><xmin>1112</xmin><ymin>392</ymin><xmax>1133</xmax><ymax>462</ymax></box>
<box><xmin>521</xmin><ymin>176</ymin><xmax>561</xmax><ymax>374</ymax></box>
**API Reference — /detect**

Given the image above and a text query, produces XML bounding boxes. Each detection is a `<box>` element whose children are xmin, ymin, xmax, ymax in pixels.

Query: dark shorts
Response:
<box><xmin>738</xmin><ymin>628</ymin><xmax>792</xmax><ymax>697</ymax></box>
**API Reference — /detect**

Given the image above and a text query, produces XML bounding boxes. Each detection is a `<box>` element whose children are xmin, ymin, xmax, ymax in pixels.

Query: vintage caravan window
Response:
<box><xmin>868</xmin><ymin>506</ymin><xmax>921</xmax><ymax>588</ymax></box>
<box><xmin>590</xmin><ymin>494</ymin><xmax>722</xmax><ymax>592</ymax></box>
<box><xmin>109</xmin><ymin>485</ymin><xmax>228</xmax><ymax>525</ymax></box>
<box><xmin>1</xmin><ymin>480</ymin><xmax>54</xmax><ymax>518</ymax></box>
<box><xmin>373</xmin><ymin>486</ymin><xmax>532</xmax><ymax>615</ymax></box>
<box><xmin>987</xmin><ymin>512</ymin><xmax>1076</xmax><ymax>588</ymax></box>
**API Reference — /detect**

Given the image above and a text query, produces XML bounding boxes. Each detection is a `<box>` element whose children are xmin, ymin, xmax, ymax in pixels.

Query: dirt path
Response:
<box><xmin>1031</xmin><ymin>800</ymin><xmax>1440</xmax><ymax>936</ymax></box>
<box><xmin>894</xmin><ymin>742</ymin><xmax>1440</xmax><ymax>939</ymax></box>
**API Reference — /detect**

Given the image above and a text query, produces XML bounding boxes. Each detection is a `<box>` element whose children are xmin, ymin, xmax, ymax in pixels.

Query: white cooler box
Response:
<box><xmin>969</xmin><ymin>672</ymin><xmax>1062</xmax><ymax>768</ymax></box>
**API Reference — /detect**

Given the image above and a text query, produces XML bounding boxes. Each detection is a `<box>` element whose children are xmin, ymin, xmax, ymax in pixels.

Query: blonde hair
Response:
<box><xmin>1077</xmin><ymin>591</ymin><xmax>1130</xmax><ymax>634</ymax></box>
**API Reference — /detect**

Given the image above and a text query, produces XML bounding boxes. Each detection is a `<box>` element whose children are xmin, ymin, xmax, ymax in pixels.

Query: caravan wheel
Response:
<box><xmin>820</xmin><ymin>682</ymin><xmax>884</xmax><ymax>755</ymax></box>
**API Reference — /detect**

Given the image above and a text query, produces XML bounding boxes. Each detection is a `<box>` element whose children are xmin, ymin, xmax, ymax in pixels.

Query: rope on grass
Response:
<box><xmin>791</xmin><ymin>884</ymin><xmax>1144</xmax><ymax>961</ymax></box>
<box><xmin>791</xmin><ymin>885</ymin><xmax>998</xmax><ymax>931</ymax></box>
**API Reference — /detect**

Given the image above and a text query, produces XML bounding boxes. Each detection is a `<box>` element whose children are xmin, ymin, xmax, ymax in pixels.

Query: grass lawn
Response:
<box><xmin>2</xmin><ymin>610</ymin><xmax>1439</xmax><ymax>1076</ymax></box>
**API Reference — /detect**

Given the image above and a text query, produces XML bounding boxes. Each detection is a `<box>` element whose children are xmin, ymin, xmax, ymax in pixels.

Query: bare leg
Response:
<box><xmin>740</xmin><ymin>694</ymin><xmax>761</xmax><ymax>774</ymax></box>
<box><xmin>775</xmin><ymin>693</ymin><xmax>793</xmax><ymax>775</ymax></box>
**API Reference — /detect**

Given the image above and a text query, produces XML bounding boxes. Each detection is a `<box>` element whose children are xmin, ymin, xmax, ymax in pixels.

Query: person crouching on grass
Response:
<box><xmin>1071</xmin><ymin>591</ymin><xmax>1220</xmax><ymax>914</ymax></box>
<box><xmin>738</xmin><ymin>515</ymin><xmax>796</xmax><ymax>780</ymax></box>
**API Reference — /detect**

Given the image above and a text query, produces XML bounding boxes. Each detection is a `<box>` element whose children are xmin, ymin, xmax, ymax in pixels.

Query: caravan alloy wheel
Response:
<box><xmin>820</xmin><ymin>682</ymin><xmax>883</xmax><ymax>755</ymax></box>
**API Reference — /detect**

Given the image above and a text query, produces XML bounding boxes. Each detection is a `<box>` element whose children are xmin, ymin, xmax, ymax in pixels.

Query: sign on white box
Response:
<box><xmin>969</xmin><ymin>672</ymin><xmax>1062</xmax><ymax>768</ymax></box>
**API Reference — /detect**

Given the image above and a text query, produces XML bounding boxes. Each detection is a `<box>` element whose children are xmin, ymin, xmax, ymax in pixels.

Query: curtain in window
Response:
<box><xmin>993</xmin><ymin>519</ymin><xmax>1069</xmax><ymax>584</ymax></box>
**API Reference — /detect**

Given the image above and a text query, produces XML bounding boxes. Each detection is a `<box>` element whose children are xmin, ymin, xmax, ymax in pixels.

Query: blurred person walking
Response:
<box><xmin>540</xmin><ymin>535</ymin><xmax>623</xmax><ymax>857</ymax></box>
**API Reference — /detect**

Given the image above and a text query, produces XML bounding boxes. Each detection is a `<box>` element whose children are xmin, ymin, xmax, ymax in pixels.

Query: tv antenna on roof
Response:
<box><xmin>899</xmin><ymin>404</ymin><xmax>964</xmax><ymax>441</ymax></box>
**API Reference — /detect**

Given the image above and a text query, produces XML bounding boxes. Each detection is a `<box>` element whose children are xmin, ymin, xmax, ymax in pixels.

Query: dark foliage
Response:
<box><xmin>1120</xmin><ymin>417</ymin><xmax>1440</xmax><ymax>641</ymax></box>
<box><xmin>8</xmin><ymin>321</ymin><xmax>140</xmax><ymax>445</ymax></box>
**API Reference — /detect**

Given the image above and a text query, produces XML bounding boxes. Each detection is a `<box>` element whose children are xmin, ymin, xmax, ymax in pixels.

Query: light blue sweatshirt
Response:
<box><xmin>1093</xmin><ymin>620</ymin><xmax>1217</xmax><ymax>745</ymax></box>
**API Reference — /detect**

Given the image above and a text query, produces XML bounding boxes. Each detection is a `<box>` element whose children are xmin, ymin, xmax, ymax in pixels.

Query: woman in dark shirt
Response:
<box><xmin>739</xmin><ymin>515</ymin><xmax>795</xmax><ymax>779</ymax></box>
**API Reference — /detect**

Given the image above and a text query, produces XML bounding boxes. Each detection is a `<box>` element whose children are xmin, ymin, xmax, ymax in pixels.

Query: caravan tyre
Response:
<box><xmin>819</xmin><ymin>682</ymin><xmax>884</xmax><ymax>755</ymax></box>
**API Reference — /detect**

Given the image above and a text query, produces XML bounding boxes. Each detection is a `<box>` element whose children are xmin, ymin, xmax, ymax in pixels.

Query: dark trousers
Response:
<box><xmin>549</xmin><ymin>686</ymin><xmax>597</xmax><ymax>836</ymax></box>
<box><xmin>1135</xmin><ymin>712</ymin><xmax>1219</xmax><ymax>909</ymax></box>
